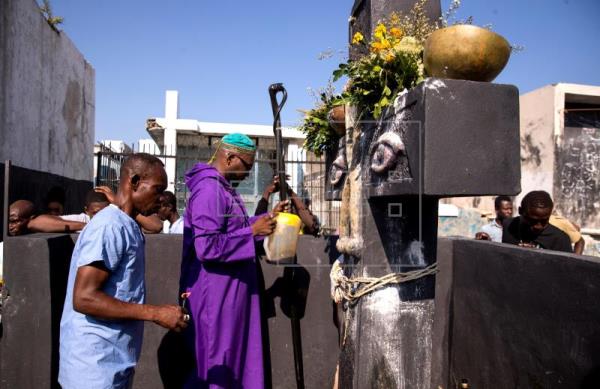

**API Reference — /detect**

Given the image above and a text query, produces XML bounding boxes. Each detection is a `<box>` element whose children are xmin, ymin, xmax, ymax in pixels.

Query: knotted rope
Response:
<box><xmin>330</xmin><ymin>259</ymin><xmax>438</xmax><ymax>346</ymax></box>
<box><xmin>330</xmin><ymin>260</ymin><xmax>438</xmax><ymax>304</ymax></box>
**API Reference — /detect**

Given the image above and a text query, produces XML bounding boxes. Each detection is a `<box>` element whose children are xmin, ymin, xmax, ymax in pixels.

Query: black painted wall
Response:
<box><xmin>0</xmin><ymin>234</ymin><xmax>340</xmax><ymax>389</ymax></box>
<box><xmin>431</xmin><ymin>238</ymin><xmax>600</xmax><ymax>389</ymax></box>
<box><xmin>3</xmin><ymin>235</ymin><xmax>600</xmax><ymax>388</ymax></box>
<box><xmin>0</xmin><ymin>163</ymin><xmax>93</xmax><ymax>236</ymax></box>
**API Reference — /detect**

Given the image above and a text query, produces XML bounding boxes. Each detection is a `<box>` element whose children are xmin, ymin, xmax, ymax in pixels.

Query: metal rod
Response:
<box><xmin>269</xmin><ymin>83</ymin><xmax>306</xmax><ymax>389</ymax></box>
<box><xmin>268</xmin><ymin>83</ymin><xmax>288</xmax><ymax>202</ymax></box>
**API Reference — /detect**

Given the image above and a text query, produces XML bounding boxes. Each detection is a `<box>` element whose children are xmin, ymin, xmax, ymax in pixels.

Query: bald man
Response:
<box><xmin>7</xmin><ymin>200</ymin><xmax>85</xmax><ymax>235</ymax></box>
<box><xmin>180</xmin><ymin>133</ymin><xmax>287</xmax><ymax>388</ymax></box>
<box><xmin>7</xmin><ymin>200</ymin><xmax>35</xmax><ymax>236</ymax></box>
<box><xmin>59</xmin><ymin>153</ymin><xmax>188</xmax><ymax>389</ymax></box>
<box><xmin>2</xmin><ymin>200</ymin><xmax>35</xmax><ymax>281</ymax></box>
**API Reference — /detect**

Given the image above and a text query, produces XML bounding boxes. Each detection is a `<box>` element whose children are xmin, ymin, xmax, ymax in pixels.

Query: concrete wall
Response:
<box><xmin>518</xmin><ymin>85</ymin><xmax>557</xmax><ymax>204</ymax></box>
<box><xmin>433</xmin><ymin>238</ymin><xmax>600</xmax><ymax>389</ymax></box>
<box><xmin>1</xmin><ymin>234</ymin><xmax>340</xmax><ymax>389</ymax></box>
<box><xmin>3</xmin><ymin>234</ymin><xmax>600</xmax><ymax>388</ymax></box>
<box><xmin>0</xmin><ymin>0</ymin><xmax>95</xmax><ymax>181</ymax></box>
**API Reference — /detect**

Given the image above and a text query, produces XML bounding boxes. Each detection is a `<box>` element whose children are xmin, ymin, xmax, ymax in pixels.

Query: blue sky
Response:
<box><xmin>49</xmin><ymin>0</ymin><xmax>600</xmax><ymax>144</ymax></box>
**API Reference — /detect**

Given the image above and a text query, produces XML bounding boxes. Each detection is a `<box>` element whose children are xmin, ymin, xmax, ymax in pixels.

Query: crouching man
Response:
<box><xmin>59</xmin><ymin>153</ymin><xmax>189</xmax><ymax>389</ymax></box>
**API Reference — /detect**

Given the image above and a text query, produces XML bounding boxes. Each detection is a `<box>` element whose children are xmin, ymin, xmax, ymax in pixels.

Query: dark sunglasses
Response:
<box><xmin>232</xmin><ymin>154</ymin><xmax>253</xmax><ymax>170</ymax></box>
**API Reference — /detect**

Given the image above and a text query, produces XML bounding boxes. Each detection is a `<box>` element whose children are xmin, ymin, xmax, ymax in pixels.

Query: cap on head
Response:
<box><xmin>221</xmin><ymin>133</ymin><xmax>256</xmax><ymax>155</ymax></box>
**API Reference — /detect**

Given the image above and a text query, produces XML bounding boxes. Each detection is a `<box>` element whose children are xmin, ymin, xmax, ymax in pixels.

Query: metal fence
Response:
<box><xmin>93</xmin><ymin>142</ymin><xmax>340</xmax><ymax>234</ymax></box>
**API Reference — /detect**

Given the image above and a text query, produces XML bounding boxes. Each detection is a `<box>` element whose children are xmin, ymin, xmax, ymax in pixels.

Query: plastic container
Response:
<box><xmin>264</xmin><ymin>212</ymin><xmax>302</xmax><ymax>265</ymax></box>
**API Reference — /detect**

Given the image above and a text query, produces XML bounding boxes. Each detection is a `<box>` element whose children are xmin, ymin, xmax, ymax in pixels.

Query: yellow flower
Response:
<box><xmin>370</xmin><ymin>42</ymin><xmax>383</xmax><ymax>53</ymax></box>
<box><xmin>370</xmin><ymin>39</ymin><xmax>391</xmax><ymax>53</ymax></box>
<box><xmin>352</xmin><ymin>31</ymin><xmax>364</xmax><ymax>45</ymax></box>
<box><xmin>390</xmin><ymin>27</ymin><xmax>403</xmax><ymax>39</ymax></box>
<box><xmin>374</xmin><ymin>23</ymin><xmax>387</xmax><ymax>39</ymax></box>
<box><xmin>384</xmin><ymin>52</ymin><xmax>396</xmax><ymax>63</ymax></box>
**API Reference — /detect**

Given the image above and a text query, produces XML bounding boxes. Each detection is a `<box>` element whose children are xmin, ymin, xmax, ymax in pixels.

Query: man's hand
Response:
<box><xmin>273</xmin><ymin>200</ymin><xmax>290</xmax><ymax>213</ymax></box>
<box><xmin>475</xmin><ymin>232</ymin><xmax>491</xmax><ymax>241</ymax></box>
<box><xmin>251</xmin><ymin>214</ymin><xmax>277</xmax><ymax>236</ymax></box>
<box><xmin>262</xmin><ymin>175</ymin><xmax>292</xmax><ymax>200</ymax></box>
<box><xmin>263</xmin><ymin>176</ymin><xmax>280</xmax><ymax>197</ymax></box>
<box><xmin>95</xmin><ymin>186</ymin><xmax>116</xmax><ymax>203</ymax></box>
<box><xmin>151</xmin><ymin>305</ymin><xmax>189</xmax><ymax>332</ymax></box>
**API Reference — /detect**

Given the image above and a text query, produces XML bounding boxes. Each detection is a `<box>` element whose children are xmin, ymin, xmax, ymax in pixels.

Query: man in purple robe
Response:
<box><xmin>180</xmin><ymin>133</ymin><xmax>285</xmax><ymax>388</ymax></box>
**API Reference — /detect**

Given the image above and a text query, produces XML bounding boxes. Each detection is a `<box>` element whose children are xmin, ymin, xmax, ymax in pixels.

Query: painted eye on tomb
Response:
<box><xmin>370</xmin><ymin>132</ymin><xmax>405</xmax><ymax>175</ymax></box>
<box><xmin>330</xmin><ymin>154</ymin><xmax>347</xmax><ymax>186</ymax></box>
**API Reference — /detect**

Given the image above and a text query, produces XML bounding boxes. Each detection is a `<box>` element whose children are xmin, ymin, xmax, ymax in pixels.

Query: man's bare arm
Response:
<box><xmin>73</xmin><ymin>264</ymin><xmax>188</xmax><ymax>331</ymax></box>
<box><xmin>28</xmin><ymin>215</ymin><xmax>85</xmax><ymax>233</ymax></box>
<box><xmin>574</xmin><ymin>237</ymin><xmax>585</xmax><ymax>255</ymax></box>
<box><xmin>136</xmin><ymin>214</ymin><xmax>163</xmax><ymax>234</ymax></box>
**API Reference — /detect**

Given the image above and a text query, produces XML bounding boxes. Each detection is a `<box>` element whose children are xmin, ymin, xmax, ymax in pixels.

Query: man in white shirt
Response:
<box><xmin>475</xmin><ymin>195</ymin><xmax>513</xmax><ymax>242</ymax></box>
<box><xmin>60</xmin><ymin>190</ymin><xmax>110</xmax><ymax>224</ymax></box>
<box><xmin>157</xmin><ymin>191</ymin><xmax>183</xmax><ymax>234</ymax></box>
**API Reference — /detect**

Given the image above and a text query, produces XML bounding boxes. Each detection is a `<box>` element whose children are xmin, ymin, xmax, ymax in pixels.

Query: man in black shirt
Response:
<box><xmin>502</xmin><ymin>190</ymin><xmax>573</xmax><ymax>253</ymax></box>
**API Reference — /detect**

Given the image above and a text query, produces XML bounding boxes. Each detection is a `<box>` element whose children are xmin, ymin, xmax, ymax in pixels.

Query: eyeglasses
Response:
<box><xmin>232</xmin><ymin>154</ymin><xmax>253</xmax><ymax>170</ymax></box>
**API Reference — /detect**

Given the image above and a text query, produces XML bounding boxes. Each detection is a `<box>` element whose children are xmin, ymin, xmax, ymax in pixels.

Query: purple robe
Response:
<box><xmin>180</xmin><ymin>163</ymin><xmax>265</xmax><ymax>389</ymax></box>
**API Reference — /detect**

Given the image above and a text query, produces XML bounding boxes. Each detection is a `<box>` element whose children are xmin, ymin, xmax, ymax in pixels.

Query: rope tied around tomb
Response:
<box><xmin>329</xmin><ymin>260</ymin><xmax>438</xmax><ymax>304</ymax></box>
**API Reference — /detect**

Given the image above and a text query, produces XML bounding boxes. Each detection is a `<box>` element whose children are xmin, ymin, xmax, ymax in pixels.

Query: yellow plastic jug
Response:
<box><xmin>264</xmin><ymin>212</ymin><xmax>302</xmax><ymax>265</ymax></box>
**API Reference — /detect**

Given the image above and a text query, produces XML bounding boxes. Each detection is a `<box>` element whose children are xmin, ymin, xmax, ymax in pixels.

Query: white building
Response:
<box><xmin>144</xmin><ymin>90</ymin><xmax>326</xmax><ymax>216</ymax></box>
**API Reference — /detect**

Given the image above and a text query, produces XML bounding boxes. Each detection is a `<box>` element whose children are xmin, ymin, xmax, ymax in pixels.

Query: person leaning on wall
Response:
<box><xmin>8</xmin><ymin>200</ymin><xmax>86</xmax><ymax>234</ymax></box>
<box><xmin>502</xmin><ymin>190</ymin><xmax>573</xmax><ymax>253</ymax></box>
<box><xmin>549</xmin><ymin>213</ymin><xmax>585</xmax><ymax>255</ymax></box>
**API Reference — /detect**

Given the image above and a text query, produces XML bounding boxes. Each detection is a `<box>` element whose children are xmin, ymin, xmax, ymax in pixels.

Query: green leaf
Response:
<box><xmin>383</xmin><ymin>86</ymin><xmax>392</xmax><ymax>96</ymax></box>
<box><xmin>373</xmin><ymin>104</ymin><xmax>381</xmax><ymax>119</ymax></box>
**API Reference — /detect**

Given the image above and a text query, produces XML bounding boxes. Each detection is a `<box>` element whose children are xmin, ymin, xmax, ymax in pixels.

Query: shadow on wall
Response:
<box><xmin>48</xmin><ymin>235</ymin><xmax>75</xmax><ymax>389</ymax></box>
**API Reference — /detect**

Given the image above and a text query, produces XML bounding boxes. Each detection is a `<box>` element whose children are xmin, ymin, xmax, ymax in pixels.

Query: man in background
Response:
<box><xmin>45</xmin><ymin>186</ymin><xmax>66</xmax><ymax>216</ymax></box>
<box><xmin>502</xmin><ymin>190</ymin><xmax>572</xmax><ymax>253</ymax></box>
<box><xmin>9</xmin><ymin>200</ymin><xmax>86</xmax><ymax>234</ymax></box>
<box><xmin>60</xmin><ymin>190</ymin><xmax>110</xmax><ymax>224</ymax></box>
<box><xmin>475</xmin><ymin>195</ymin><xmax>513</xmax><ymax>242</ymax></box>
<box><xmin>157</xmin><ymin>191</ymin><xmax>183</xmax><ymax>234</ymax></box>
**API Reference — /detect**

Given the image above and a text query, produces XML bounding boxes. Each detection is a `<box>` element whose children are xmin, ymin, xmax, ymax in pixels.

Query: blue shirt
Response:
<box><xmin>480</xmin><ymin>220</ymin><xmax>503</xmax><ymax>242</ymax></box>
<box><xmin>59</xmin><ymin>205</ymin><xmax>146</xmax><ymax>389</ymax></box>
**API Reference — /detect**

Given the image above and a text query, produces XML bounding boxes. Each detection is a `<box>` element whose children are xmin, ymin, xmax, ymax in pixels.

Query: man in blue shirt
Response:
<box><xmin>475</xmin><ymin>195</ymin><xmax>513</xmax><ymax>242</ymax></box>
<box><xmin>59</xmin><ymin>153</ymin><xmax>189</xmax><ymax>389</ymax></box>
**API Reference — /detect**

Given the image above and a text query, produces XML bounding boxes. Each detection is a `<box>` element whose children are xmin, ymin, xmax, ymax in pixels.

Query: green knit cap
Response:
<box><xmin>221</xmin><ymin>133</ymin><xmax>256</xmax><ymax>154</ymax></box>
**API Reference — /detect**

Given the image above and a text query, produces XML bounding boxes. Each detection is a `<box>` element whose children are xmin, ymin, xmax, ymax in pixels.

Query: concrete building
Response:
<box><xmin>520</xmin><ymin>83</ymin><xmax>600</xmax><ymax>232</ymax></box>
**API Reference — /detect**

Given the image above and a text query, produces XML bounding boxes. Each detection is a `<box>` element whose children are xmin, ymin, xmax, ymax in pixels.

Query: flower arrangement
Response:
<box><xmin>297</xmin><ymin>89</ymin><xmax>343</xmax><ymax>157</ymax></box>
<box><xmin>334</xmin><ymin>0</ymin><xmax>438</xmax><ymax>118</ymax></box>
